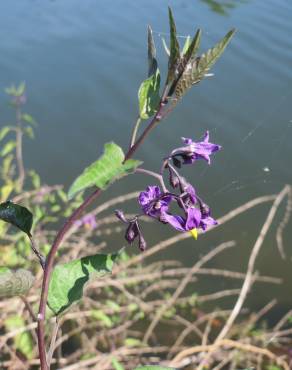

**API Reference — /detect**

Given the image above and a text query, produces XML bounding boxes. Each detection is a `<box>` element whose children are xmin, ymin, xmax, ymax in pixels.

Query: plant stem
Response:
<box><xmin>129</xmin><ymin>116</ymin><xmax>142</xmax><ymax>149</ymax></box>
<box><xmin>37</xmin><ymin>187</ymin><xmax>101</xmax><ymax>369</ymax></box>
<box><xmin>29</xmin><ymin>235</ymin><xmax>46</xmax><ymax>270</ymax></box>
<box><xmin>136</xmin><ymin>167</ymin><xmax>168</xmax><ymax>192</ymax></box>
<box><xmin>37</xmin><ymin>85</ymin><xmax>171</xmax><ymax>370</ymax></box>
<box><xmin>15</xmin><ymin>104</ymin><xmax>25</xmax><ymax>191</ymax></box>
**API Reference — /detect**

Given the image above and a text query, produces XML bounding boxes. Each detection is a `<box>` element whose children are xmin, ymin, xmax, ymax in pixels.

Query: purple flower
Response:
<box><xmin>171</xmin><ymin>131</ymin><xmax>221</xmax><ymax>165</ymax></box>
<box><xmin>139</xmin><ymin>185</ymin><xmax>171</xmax><ymax>218</ymax></box>
<box><xmin>74</xmin><ymin>213</ymin><xmax>97</xmax><ymax>230</ymax></box>
<box><xmin>161</xmin><ymin>207</ymin><xmax>201</xmax><ymax>232</ymax></box>
<box><xmin>198</xmin><ymin>201</ymin><xmax>217</xmax><ymax>231</ymax></box>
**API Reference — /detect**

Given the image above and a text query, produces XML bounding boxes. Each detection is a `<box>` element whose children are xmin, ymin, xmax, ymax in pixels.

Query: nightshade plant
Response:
<box><xmin>0</xmin><ymin>8</ymin><xmax>235</xmax><ymax>370</ymax></box>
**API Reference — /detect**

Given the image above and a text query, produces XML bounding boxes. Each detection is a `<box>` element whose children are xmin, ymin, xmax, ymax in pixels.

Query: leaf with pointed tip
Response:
<box><xmin>175</xmin><ymin>29</ymin><xmax>235</xmax><ymax>98</ymax></box>
<box><xmin>0</xmin><ymin>141</ymin><xmax>16</xmax><ymax>157</ymax></box>
<box><xmin>0</xmin><ymin>126</ymin><xmax>11</xmax><ymax>141</ymax></box>
<box><xmin>48</xmin><ymin>253</ymin><xmax>118</xmax><ymax>315</ymax></box>
<box><xmin>183</xmin><ymin>28</ymin><xmax>202</xmax><ymax>63</ymax></box>
<box><xmin>0</xmin><ymin>201</ymin><xmax>33</xmax><ymax>236</ymax></box>
<box><xmin>182</xmin><ymin>36</ymin><xmax>191</xmax><ymax>55</ymax></box>
<box><xmin>68</xmin><ymin>142</ymin><xmax>142</xmax><ymax>199</ymax></box>
<box><xmin>168</xmin><ymin>29</ymin><xmax>202</xmax><ymax>97</ymax></box>
<box><xmin>0</xmin><ymin>268</ymin><xmax>34</xmax><ymax>297</ymax></box>
<box><xmin>147</xmin><ymin>25</ymin><xmax>157</xmax><ymax>77</ymax></box>
<box><xmin>167</xmin><ymin>7</ymin><xmax>181</xmax><ymax>83</ymax></box>
<box><xmin>138</xmin><ymin>68</ymin><xmax>161</xmax><ymax>119</ymax></box>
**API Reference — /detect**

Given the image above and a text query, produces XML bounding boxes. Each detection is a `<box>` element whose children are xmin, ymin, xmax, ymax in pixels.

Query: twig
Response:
<box><xmin>216</xmin><ymin>185</ymin><xmax>290</xmax><ymax>342</ymax></box>
<box><xmin>47</xmin><ymin>317</ymin><xmax>60</xmax><ymax>367</ymax></box>
<box><xmin>276</xmin><ymin>186</ymin><xmax>292</xmax><ymax>259</ymax></box>
<box><xmin>115</xmin><ymin>194</ymin><xmax>277</xmax><ymax>274</ymax></box>
<box><xmin>143</xmin><ymin>240</ymin><xmax>236</xmax><ymax>343</ymax></box>
<box><xmin>29</xmin><ymin>235</ymin><xmax>46</xmax><ymax>269</ymax></box>
<box><xmin>170</xmin><ymin>338</ymin><xmax>290</xmax><ymax>370</ymax></box>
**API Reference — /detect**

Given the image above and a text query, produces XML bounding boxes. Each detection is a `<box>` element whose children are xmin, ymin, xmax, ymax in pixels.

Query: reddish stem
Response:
<box><xmin>37</xmin><ymin>92</ymin><xmax>169</xmax><ymax>369</ymax></box>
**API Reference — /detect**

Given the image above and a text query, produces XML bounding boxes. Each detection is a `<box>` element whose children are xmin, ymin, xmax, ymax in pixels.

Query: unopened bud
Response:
<box><xmin>115</xmin><ymin>209</ymin><xmax>128</xmax><ymax>223</ymax></box>
<box><xmin>138</xmin><ymin>234</ymin><xmax>147</xmax><ymax>251</ymax></box>
<box><xmin>125</xmin><ymin>222</ymin><xmax>138</xmax><ymax>244</ymax></box>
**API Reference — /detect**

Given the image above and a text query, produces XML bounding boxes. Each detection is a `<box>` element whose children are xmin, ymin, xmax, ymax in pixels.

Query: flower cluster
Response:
<box><xmin>116</xmin><ymin>131</ymin><xmax>221</xmax><ymax>251</ymax></box>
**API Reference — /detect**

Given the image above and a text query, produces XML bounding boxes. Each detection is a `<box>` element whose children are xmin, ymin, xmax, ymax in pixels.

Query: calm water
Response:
<box><xmin>0</xmin><ymin>0</ymin><xmax>292</xmax><ymax>312</ymax></box>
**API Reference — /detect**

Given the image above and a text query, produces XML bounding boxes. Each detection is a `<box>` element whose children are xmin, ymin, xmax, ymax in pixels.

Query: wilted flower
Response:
<box><xmin>115</xmin><ymin>210</ymin><xmax>147</xmax><ymax>251</ymax></box>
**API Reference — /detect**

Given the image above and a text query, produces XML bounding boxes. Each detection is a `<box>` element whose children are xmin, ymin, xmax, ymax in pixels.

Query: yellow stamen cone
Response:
<box><xmin>190</xmin><ymin>228</ymin><xmax>198</xmax><ymax>240</ymax></box>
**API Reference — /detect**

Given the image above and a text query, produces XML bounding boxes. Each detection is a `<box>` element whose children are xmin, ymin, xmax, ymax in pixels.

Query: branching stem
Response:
<box><xmin>37</xmin><ymin>83</ymin><xmax>171</xmax><ymax>370</ymax></box>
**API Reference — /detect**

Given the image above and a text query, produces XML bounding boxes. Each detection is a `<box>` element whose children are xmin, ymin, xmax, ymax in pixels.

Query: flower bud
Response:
<box><xmin>115</xmin><ymin>209</ymin><xmax>128</xmax><ymax>223</ymax></box>
<box><xmin>125</xmin><ymin>222</ymin><xmax>138</xmax><ymax>244</ymax></box>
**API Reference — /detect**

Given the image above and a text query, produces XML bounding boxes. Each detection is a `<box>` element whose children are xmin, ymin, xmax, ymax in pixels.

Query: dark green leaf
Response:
<box><xmin>0</xmin><ymin>201</ymin><xmax>33</xmax><ymax>235</ymax></box>
<box><xmin>175</xmin><ymin>29</ymin><xmax>235</xmax><ymax>99</ymax></box>
<box><xmin>167</xmin><ymin>7</ymin><xmax>181</xmax><ymax>83</ymax></box>
<box><xmin>183</xmin><ymin>28</ymin><xmax>202</xmax><ymax>64</ymax></box>
<box><xmin>0</xmin><ymin>268</ymin><xmax>34</xmax><ymax>297</ymax></box>
<box><xmin>48</xmin><ymin>253</ymin><xmax>118</xmax><ymax>315</ymax></box>
<box><xmin>138</xmin><ymin>68</ymin><xmax>161</xmax><ymax>119</ymax></box>
<box><xmin>68</xmin><ymin>142</ymin><xmax>142</xmax><ymax>199</ymax></box>
<box><xmin>168</xmin><ymin>29</ymin><xmax>202</xmax><ymax>97</ymax></box>
<box><xmin>147</xmin><ymin>25</ymin><xmax>157</xmax><ymax>77</ymax></box>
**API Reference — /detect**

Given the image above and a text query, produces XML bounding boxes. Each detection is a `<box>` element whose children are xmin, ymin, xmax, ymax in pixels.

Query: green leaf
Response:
<box><xmin>182</xmin><ymin>36</ymin><xmax>191</xmax><ymax>55</ymax></box>
<box><xmin>24</xmin><ymin>126</ymin><xmax>34</xmax><ymax>139</ymax></box>
<box><xmin>68</xmin><ymin>142</ymin><xmax>142</xmax><ymax>199</ymax></box>
<box><xmin>48</xmin><ymin>252</ymin><xmax>118</xmax><ymax>315</ymax></box>
<box><xmin>138</xmin><ymin>68</ymin><xmax>161</xmax><ymax>119</ymax></box>
<box><xmin>0</xmin><ymin>126</ymin><xmax>11</xmax><ymax>141</ymax></box>
<box><xmin>183</xmin><ymin>28</ymin><xmax>202</xmax><ymax>64</ymax></box>
<box><xmin>134</xmin><ymin>367</ymin><xmax>176</xmax><ymax>370</ymax></box>
<box><xmin>111</xmin><ymin>358</ymin><xmax>125</xmax><ymax>370</ymax></box>
<box><xmin>167</xmin><ymin>7</ymin><xmax>181</xmax><ymax>83</ymax></box>
<box><xmin>5</xmin><ymin>82</ymin><xmax>25</xmax><ymax>97</ymax></box>
<box><xmin>0</xmin><ymin>184</ymin><xmax>13</xmax><ymax>202</ymax></box>
<box><xmin>0</xmin><ymin>201</ymin><xmax>33</xmax><ymax>236</ymax></box>
<box><xmin>0</xmin><ymin>268</ymin><xmax>34</xmax><ymax>297</ymax></box>
<box><xmin>168</xmin><ymin>29</ymin><xmax>202</xmax><ymax>97</ymax></box>
<box><xmin>5</xmin><ymin>315</ymin><xmax>34</xmax><ymax>359</ymax></box>
<box><xmin>16</xmin><ymin>82</ymin><xmax>26</xmax><ymax>97</ymax></box>
<box><xmin>175</xmin><ymin>29</ymin><xmax>235</xmax><ymax>98</ymax></box>
<box><xmin>0</xmin><ymin>141</ymin><xmax>16</xmax><ymax>156</ymax></box>
<box><xmin>21</xmin><ymin>113</ymin><xmax>37</xmax><ymax>126</ymax></box>
<box><xmin>91</xmin><ymin>309</ymin><xmax>113</xmax><ymax>327</ymax></box>
<box><xmin>147</xmin><ymin>25</ymin><xmax>157</xmax><ymax>77</ymax></box>
<box><xmin>124</xmin><ymin>337</ymin><xmax>142</xmax><ymax>347</ymax></box>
